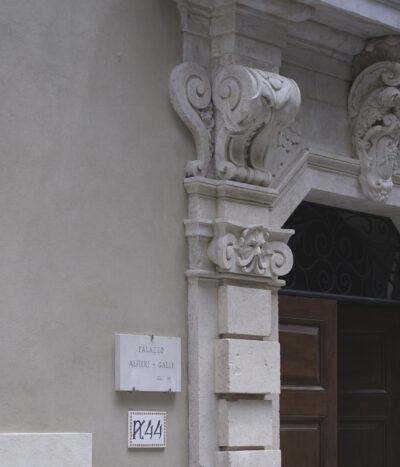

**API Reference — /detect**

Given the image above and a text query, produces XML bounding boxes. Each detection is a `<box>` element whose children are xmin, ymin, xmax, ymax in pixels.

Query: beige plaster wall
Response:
<box><xmin>0</xmin><ymin>1</ymin><xmax>190</xmax><ymax>466</ymax></box>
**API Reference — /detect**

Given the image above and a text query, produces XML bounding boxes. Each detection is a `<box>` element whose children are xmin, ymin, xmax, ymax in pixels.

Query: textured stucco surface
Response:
<box><xmin>0</xmin><ymin>1</ymin><xmax>190</xmax><ymax>466</ymax></box>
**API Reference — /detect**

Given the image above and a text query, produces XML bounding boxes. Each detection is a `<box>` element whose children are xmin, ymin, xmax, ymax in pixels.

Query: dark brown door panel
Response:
<box><xmin>280</xmin><ymin>296</ymin><xmax>400</xmax><ymax>467</ymax></box>
<box><xmin>338</xmin><ymin>305</ymin><xmax>400</xmax><ymax>467</ymax></box>
<box><xmin>281</xmin><ymin>417</ymin><xmax>324</xmax><ymax>467</ymax></box>
<box><xmin>280</xmin><ymin>296</ymin><xmax>337</xmax><ymax>467</ymax></box>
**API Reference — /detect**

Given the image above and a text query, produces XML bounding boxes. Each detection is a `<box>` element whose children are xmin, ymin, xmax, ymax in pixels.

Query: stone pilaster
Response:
<box><xmin>183</xmin><ymin>177</ymin><xmax>294</xmax><ymax>467</ymax></box>
<box><xmin>170</xmin><ymin>5</ymin><xmax>301</xmax><ymax>465</ymax></box>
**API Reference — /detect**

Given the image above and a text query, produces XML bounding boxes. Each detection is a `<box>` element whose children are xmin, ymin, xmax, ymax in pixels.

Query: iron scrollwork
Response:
<box><xmin>283</xmin><ymin>202</ymin><xmax>400</xmax><ymax>300</ymax></box>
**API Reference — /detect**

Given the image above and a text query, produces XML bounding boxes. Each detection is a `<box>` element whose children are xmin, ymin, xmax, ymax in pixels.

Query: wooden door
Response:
<box><xmin>338</xmin><ymin>304</ymin><xmax>400</xmax><ymax>467</ymax></box>
<box><xmin>279</xmin><ymin>295</ymin><xmax>337</xmax><ymax>467</ymax></box>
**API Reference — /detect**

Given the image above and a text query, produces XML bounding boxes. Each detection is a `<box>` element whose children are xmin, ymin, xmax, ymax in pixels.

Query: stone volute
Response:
<box><xmin>349</xmin><ymin>37</ymin><xmax>400</xmax><ymax>202</ymax></box>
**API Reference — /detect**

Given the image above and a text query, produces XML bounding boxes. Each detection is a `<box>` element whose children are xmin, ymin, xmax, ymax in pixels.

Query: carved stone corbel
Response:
<box><xmin>169</xmin><ymin>62</ymin><xmax>214</xmax><ymax>177</ymax></box>
<box><xmin>348</xmin><ymin>61</ymin><xmax>400</xmax><ymax>202</ymax></box>
<box><xmin>207</xmin><ymin>220</ymin><xmax>293</xmax><ymax>284</ymax></box>
<box><xmin>213</xmin><ymin>66</ymin><xmax>301</xmax><ymax>186</ymax></box>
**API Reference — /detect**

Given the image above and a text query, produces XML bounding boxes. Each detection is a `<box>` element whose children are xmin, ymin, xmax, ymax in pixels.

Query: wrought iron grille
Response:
<box><xmin>282</xmin><ymin>202</ymin><xmax>400</xmax><ymax>300</ymax></box>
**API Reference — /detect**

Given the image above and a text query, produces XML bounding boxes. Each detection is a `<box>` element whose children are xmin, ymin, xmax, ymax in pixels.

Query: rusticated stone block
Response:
<box><xmin>218</xmin><ymin>285</ymin><xmax>271</xmax><ymax>337</ymax></box>
<box><xmin>218</xmin><ymin>399</ymin><xmax>272</xmax><ymax>447</ymax></box>
<box><xmin>215</xmin><ymin>339</ymin><xmax>280</xmax><ymax>394</ymax></box>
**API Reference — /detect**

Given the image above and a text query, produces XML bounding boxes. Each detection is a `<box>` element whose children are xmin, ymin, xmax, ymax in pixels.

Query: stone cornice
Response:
<box><xmin>177</xmin><ymin>0</ymin><xmax>400</xmax><ymax>33</ymax></box>
<box><xmin>184</xmin><ymin>177</ymin><xmax>279</xmax><ymax>208</ymax></box>
<box><xmin>287</xmin><ymin>21</ymin><xmax>364</xmax><ymax>63</ymax></box>
<box><xmin>183</xmin><ymin>151</ymin><xmax>360</xmax><ymax>209</ymax></box>
<box><xmin>307</xmin><ymin>150</ymin><xmax>360</xmax><ymax>177</ymax></box>
<box><xmin>174</xmin><ymin>0</ymin><xmax>314</xmax><ymax>71</ymax></box>
<box><xmin>175</xmin><ymin>0</ymin><xmax>400</xmax><ymax>75</ymax></box>
<box><xmin>232</xmin><ymin>0</ymin><xmax>314</xmax><ymax>24</ymax></box>
<box><xmin>184</xmin><ymin>148</ymin><xmax>400</xmax><ymax>212</ymax></box>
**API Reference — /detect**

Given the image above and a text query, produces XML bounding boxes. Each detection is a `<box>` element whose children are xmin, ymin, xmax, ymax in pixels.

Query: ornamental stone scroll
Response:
<box><xmin>348</xmin><ymin>61</ymin><xmax>400</xmax><ymax>202</ymax></box>
<box><xmin>207</xmin><ymin>219</ymin><xmax>294</xmax><ymax>284</ymax></box>
<box><xmin>213</xmin><ymin>66</ymin><xmax>301</xmax><ymax>186</ymax></box>
<box><xmin>169</xmin><ymin>62</ymin><xmax>214</xmax><ymax>177</ymax></box>
<box><xmin>170</xmin><ymin>63</ymin><xmax>301</xmax><ymax>186</ymax></box>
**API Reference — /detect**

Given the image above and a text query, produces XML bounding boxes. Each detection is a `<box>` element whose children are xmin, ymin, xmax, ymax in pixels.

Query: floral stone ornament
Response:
<box><xmin>349</xmin><ymin>61</ymin><xmax>400</xmax><ymax>202</ymax></box>
<box><xmin>207</xmin><ymin>220</ymin><xmax>293</xmax><ymax>284</ymax></box>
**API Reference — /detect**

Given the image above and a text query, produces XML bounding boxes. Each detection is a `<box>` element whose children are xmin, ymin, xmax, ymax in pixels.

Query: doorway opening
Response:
<box><xmin>279</xmin><ymin>202</ymin><xmax>400</xmax><ymax>467</ymax></box>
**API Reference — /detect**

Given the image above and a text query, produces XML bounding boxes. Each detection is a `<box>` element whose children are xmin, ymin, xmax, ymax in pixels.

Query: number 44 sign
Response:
<box><xmin>128</xmin><ymin>411</ymin><xmax>167</xmax><ymax>448</ymax></box>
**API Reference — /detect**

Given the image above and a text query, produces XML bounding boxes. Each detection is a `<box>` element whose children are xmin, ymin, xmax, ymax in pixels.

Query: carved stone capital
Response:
<box><xmin>170</xmin><ymin>62</ymin><xmax>214</xmax><ymax>177</ymax></box>
<box><xmin>213</xmin><ymin>65</ymin><xmax>301</xmax><ymax>186</ymax></box>
<box><xmin>207</xmin><ymin>220</ymin><xmax>293</xmax><ymax>283</ymax></box>
<box><xmin>348</xmin><ymin>61</ymin><xmax>400</xmax><ymax>202</ymax></box>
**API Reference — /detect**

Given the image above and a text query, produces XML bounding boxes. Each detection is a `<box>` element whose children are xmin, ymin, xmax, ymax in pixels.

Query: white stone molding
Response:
<box><xmin>207</xmin><ymin>219</ymin><xmax>293</xmax><ymax>282</ymax></box>
<box><xmin>213</xmin><ymin>65</ymin><xmax>301</xmax><ymax>186</ymax></box>
<box><xmin>0</xmin><ymin>434</ymin><xmax>92</xmax><ymax>467</ymax></box>
<box><xmin>170</xmin><ymin>62</ymin><xmax>214</xmax><ymax>177</ymax></box>
<box><xmin>348</xmin><ymin>61</ymin><xmax>400</xmax><ymax>202</ymax></box>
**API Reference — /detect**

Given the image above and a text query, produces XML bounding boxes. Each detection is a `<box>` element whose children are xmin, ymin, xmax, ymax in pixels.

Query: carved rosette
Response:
<box><xmin>348</xmin><ymin>61</ymin><xmax>400</xmax><ymax>202</ymax></box>
<box><xmin>207</xmin><ymin>220</ymin><xmax>293</xmax><ymax>283</ymax></box>
<box><xmin>169</xmin><ymin>62</ymin><xmax>214</xmax><ymax>177</ymax></box>
<box><xmin>213</xmin><ymin>66</ymin><xmax>301</xmax><ymax>186</ymax></box>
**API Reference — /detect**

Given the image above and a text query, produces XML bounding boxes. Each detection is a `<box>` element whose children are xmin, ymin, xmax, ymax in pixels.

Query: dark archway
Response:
<box><xmin>281</xmin><ymin>201</ymin><xmax>400</xmax><ymax>304</ymax></box>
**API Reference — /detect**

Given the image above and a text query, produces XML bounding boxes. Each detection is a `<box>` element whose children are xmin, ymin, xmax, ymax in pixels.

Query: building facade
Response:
<box><xmin>1</xmin><ymin>0</ymin><xmax>400</xmax><ymax>466</ymax></box>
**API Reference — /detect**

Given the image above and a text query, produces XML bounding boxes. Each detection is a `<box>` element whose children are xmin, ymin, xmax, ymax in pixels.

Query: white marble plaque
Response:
<box><xmin>115</xmin><ymin>334</ymin><xmax>181</xmax><ymax>392</ymax></box>
<box><xmin>0</xmin><ymin>433</ymin><xmax>92</xmax><ymax>467</ymax></box>
<box><xmin>128</xmin><ymin>411</ymin><xmax>167</xmax><ymax>448</ymax></box>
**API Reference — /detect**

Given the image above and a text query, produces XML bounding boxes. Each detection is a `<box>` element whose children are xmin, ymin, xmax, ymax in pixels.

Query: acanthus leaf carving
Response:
<box><xmin>212</xmin><ymin>65</ymin><xmax>301</xmax><ymax>186</ymax></box>
<box><xmin>207</xmin><ymin>220</ymin><xmax>293</xmax><ymax>282</ymax></box>
<box><xmin>169</xmin><ymin>62</ymin><xmax>214</xmax><ymax>177</ymax></box>
<box><xmin>348</xmin><ymin>61</ymin><xmax>400</xmax><ymax>202</ymax></box>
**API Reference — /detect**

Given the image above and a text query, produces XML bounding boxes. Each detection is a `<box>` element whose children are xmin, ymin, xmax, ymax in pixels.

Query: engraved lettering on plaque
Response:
<box><xmin>115</xmin><ymin>334</ymin><xmax>181</xmax><ymax>392</ymax></box>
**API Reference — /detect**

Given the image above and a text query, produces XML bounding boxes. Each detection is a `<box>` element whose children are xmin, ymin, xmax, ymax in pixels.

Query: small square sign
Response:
<box><xmin>128</xmin><ymin>411</ymin><xmax>167</xmax><ymax>448</ymax></box>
